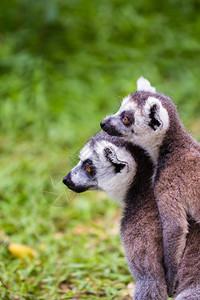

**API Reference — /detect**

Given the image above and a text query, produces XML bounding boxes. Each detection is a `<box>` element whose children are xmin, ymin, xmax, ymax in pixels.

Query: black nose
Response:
<box><xmin>62</xmin><ymin>177</ymin><xmax>68</xmax><ymax>185</ymax></box>
<box><xmin>100</xmin><ymin>121</ymin><xmax>106</xmax><ymax>129</ymax></box>
<box><xmin>63</xmin><ymin>173</ymin><xmax>75</xmax><ymax>189</ymax></box>
<box><xmin>63</xmin><ymin>173</ymin><xmax>88</xmax><ymax>193</ymax></box>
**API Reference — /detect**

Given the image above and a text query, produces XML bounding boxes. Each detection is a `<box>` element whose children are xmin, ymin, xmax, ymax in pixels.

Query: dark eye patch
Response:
<box><xmin>120</xmin><ymin>111</ymin><xmax>135</xmax><ymax>126</ymax></box>
<box><xmin>82</xmin><ymin>159</ymin><xmax>96</xmax><ymax>176</ymax></box>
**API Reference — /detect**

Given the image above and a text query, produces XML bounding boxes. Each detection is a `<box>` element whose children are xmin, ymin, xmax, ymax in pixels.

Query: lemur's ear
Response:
<box><xmin>148</xmin><ymin>102</ymin><xmax>162</xmax><ymax>131</ymax></box>
<box><xmin>103</xmin><ymin>147</ymin><xmax>127</xmax><ymax>173</ymax></box>
<box><xmin>137</xmin><ymin>77</ymin><xmax>156</xmax><ymax>93</ymax></box>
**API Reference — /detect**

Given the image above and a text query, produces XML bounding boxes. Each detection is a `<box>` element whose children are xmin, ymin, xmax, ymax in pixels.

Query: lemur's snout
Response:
<box><xmin>63</xmin><ymin>172</ymin><xmax>75</xmax><ymax>189</ymax></box>
<box><xmin>100</xmin><ymin>119</ymin><xmax>122</xmax><ymax>137</ymax></box>
<box><xmin>100</xmin><ymin>121</ymin><xmax>106</xmax><ymax>129</ymax></box>
<box><xmin>63</xmin><ymin>172</ymin><xmax>89</xmax><ymax>193</ymax></box>
<box><xmin>100</xmin><ymin>119</ymin><xmax>113</xmax><ymax>133</ymax></box>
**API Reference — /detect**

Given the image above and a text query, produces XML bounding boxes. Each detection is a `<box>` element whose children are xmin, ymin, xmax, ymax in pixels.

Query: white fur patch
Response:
<box><xmin>137</xmin><ymin>77</ymin><xmax>156</xmax><ymax>93</ymax></box>
<box><xmin>117</xmin><ymin>96</ymin><xmax>169</xmax><ymax>164</ymax></box>
<box><xmin>121</xmin><ymin>95</ymin><xmax>131</xmax><ymax>107</ymax></box>
<box><xmin>119</xmin><ymin>97</ymin><xmax>138</xmax><ymax>114</ymax></box>
<box><xmin>95</xmin><ymin>140</ymin><xmax>137</xmax><ymax>206</ymax></box>
<box><xmin>145</xmin><ymin>97</ymin><xmax>169</xmax><ymax>132</ymax></box>
<box><xmin>70</xmin><ymin>161</ymin><xmax>84</xmax><ymax>186</ymax></box>
<box><xmin>132</xmin><ymin>96</ymin><xmax>169</xmax><ymax>162</ymax></box>
<box><xmin>79</xmin><ymin>144</ymin><xmax>92</xmax><ymax>161</ymax></box>
<box><xmin>77</xmin><ymin>139</ymin><xmax>137</xmax><ymax>206</ymax></box>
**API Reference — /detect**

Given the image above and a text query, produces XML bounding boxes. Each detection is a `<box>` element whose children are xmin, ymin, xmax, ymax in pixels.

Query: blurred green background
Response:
<box><xmin>0</xmin><ymin>0</ymin><xmax>200</xmax><ymax>299</ymax></box>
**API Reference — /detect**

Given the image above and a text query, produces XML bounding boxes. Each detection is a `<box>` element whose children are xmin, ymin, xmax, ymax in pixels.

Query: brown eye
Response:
<box><xmin>86</xmin><ymin>166</ymin><xmax>91</xmax><ymax>172</ymax></box>
<box><xmin>123</xmin><ymin>116</ymin><xmax>129</xmax><ymax>124</ymax></box>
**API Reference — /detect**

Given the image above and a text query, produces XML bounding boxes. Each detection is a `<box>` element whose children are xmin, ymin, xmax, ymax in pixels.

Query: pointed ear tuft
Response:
<box><xmin>137</xmin><ymin>77</ymin><xmax>156</xmax><ymax>93</ymax></box>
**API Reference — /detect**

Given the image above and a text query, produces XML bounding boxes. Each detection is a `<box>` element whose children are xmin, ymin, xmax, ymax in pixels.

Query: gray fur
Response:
<box><xmin>63</xmin><ymin>131</ymin><xmax>168</xmax><ymax>300</ymax></box>
<box><xmin>100</xmin><ymin>78</ymin><xmax>200</xmax><ymax>296</ymax></box>
<box><xmin>175</xmin><ymin>219</ymin><xmax>200</xmax><ymax>299</ymax></box>
<box><xmin>175</xmin><ymin>287</ymin><xmax>200</xmax><ymax>300</ymax></box>
<box><xmin>133</xmin><ymin>279</ymin><xmax>168</xmax><ymax>300</ymax></box>
<box><xmin>63</xmin><ymin>131</ymin><xmax>200</xmax><ymax>299</ymax></box>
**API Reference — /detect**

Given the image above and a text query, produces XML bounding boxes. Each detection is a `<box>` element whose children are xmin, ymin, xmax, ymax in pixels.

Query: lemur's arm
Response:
<box><xmin>176</xmin><ymin>219</ymin><xmax>200</xmax><ymax>298</ymax></box>
<box><xmin>157</xmin><ymin>193</ymin><xmax>188</xmax><ymax>297</ymax></box>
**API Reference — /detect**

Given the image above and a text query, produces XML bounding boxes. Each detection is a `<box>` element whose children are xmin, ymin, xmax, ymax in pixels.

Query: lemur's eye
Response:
<box><xmin>123</xmin><ymin>115</ymin><xmax>130</xmax><ymax>125</ymax></box>
<box><xmin>86</xmin><ymin>166</ymin><xmax>91</xmax><ymax>173</ymax></box>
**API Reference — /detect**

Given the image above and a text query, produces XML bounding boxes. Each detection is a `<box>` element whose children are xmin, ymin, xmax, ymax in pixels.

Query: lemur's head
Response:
<box><xmin>63</xmin><ymin>132</ymin><xmax>137</xmax><ymax>205</ymax></box>
<box><xmin>100</xmin><ymin>77</ymin><xmax>177</xmax><ymax>162</ymax></box>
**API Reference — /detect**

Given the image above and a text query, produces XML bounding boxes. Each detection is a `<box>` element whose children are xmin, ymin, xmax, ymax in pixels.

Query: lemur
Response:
<box><xmin>100</xmin><ymin>77</ymin><xmax>200</xmax><ymax>296</ymax></box>
<box><xmin>63</xmin><ymin>131</ymin><xmax>200</xmax><ymax>300</ymax></box>
<box><xmin>63</xmin><ymin>131</ymin><xmax>168</xmax><ymax>300</ymax></box>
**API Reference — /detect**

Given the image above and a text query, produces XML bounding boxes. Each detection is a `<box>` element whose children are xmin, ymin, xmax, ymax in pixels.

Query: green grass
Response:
<box><xmin>0</xmin><ymin>0</ymin><xmax>200</xmax><ymax>298</ymax></box>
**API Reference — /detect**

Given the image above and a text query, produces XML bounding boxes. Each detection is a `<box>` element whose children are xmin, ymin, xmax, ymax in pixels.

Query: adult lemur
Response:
<box><xmin>100</xmin><ymin>77</ymin><xmax>200</xmax><ymax>295</ymax></box>
<box><xmin>63</xmin><ymin>131</ymin><xmax>200</xmax><ymax>300</ymax></box>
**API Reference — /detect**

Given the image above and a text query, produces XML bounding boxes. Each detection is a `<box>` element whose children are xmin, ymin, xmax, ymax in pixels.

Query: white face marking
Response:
<box><xmin>119</xmin><ymin>97</ymin><xmax>138</xmax><ymax>114</ymax></box>
<box><xmin>132</xmin><ymin>96</ymin><xmax>169</xmax><ymax>161</ymax></box>
<box><xmin>71</xmin><ymin>144</ymin><xmax>96</xmax><ymax>188</ymax></box>
<box><xmin>144</xmin><ymin>97</ymin><xmax>169</xmax><ymax>131</ymax></box>
<box><xmin>94</xmin><ymin>141</ymin><xmax>137</xmax><ymax>205</ymax></box>
<box><xmin>79</xmin><ymin>144</ymin><xmax>92</xmax><ymax>161</ymax></box>
<box><xmin>120</xmin><ymin>95</ymin><xmax>132</xmax><ymax>107</ymax></box>
<box><xmin>104</xmin><ymin>96</ymin><xmax>169</xmax><ymax>164</ymax></box>
<box><xmin>70</xmin><ymin>160</ymin><xmax>85</xmax><ymax>187</ymax></box>
<box><xmin>137</xmin><ymin>77</ymin><xmax>156</xmax><ymax>93</ymax></box>
<box><xmin>69</xmin><ymin>138</ymin><xmax>137</xmax><ymax>206</ymax></box>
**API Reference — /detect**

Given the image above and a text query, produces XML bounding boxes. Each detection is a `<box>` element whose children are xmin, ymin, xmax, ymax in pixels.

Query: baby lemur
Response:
<box><xmin>63</xmin><ymin>131</ymin><xmax>200</xmax><ymax>299</ymax></box>
<box><xmin>100</xmin><ymin>77</ymin><xmax>200</xmax><ymax>295</ymax></box>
